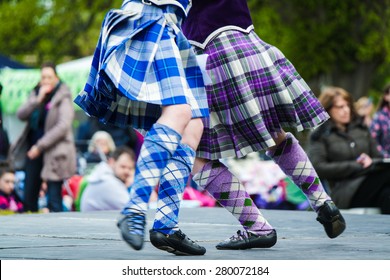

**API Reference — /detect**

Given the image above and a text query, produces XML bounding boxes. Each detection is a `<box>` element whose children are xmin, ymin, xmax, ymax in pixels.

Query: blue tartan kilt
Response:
<box><xmin>74</xmin><ymin>0</ymin><xmax>209</xmax><ymax>131</ymax></box>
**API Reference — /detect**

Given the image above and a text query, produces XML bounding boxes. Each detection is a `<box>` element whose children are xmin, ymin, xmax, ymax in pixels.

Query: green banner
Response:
<box><xmin>0</xmin><ymin>64</ymin><xmax>90</xmax><ymax>114</ymax></box>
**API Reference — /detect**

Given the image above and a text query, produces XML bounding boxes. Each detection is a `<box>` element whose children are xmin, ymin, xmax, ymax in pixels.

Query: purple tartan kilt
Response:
<box><xmin>194</xmin><ymin>30</ymin><xmax>329</xmax><ymax>160</ymax></box>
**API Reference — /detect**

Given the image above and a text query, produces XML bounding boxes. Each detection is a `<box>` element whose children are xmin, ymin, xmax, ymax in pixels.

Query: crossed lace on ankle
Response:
<box><xmin>228</xmin><ymin>230</ymin><xmax>250</xmax><ymax>241</ymax></box>
<box><xmin>216</xmin><ymin>229</ymin><xmax>277</xmax><ymax>250</ymax></box>
<box><xmin>175</xmin><ymin>230</ymin><xmax>195</xmax><ymax>242</ymax></box>
<box><xmin>117</xmin><ymin>212</ymin><xmax>147</xmax><ymax>251</ymax></box>
<box><xmin>125</xmin><ymin>212</ymin><xmax>146</xmax><ymax>235</ymax></box>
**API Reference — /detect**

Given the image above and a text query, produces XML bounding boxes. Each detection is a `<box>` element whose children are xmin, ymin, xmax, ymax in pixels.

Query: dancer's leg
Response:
<box><xmin>266</xmin><ymin>131</ymin><xmax>346</xmax><ymax>238</ymax></box>
<box><xmin>118</xmin><ymin>105</ymin><xmax>192</xmax><ymax>250</ymax></box>
<box><xmin>122</xmin><ymin>123</ymin><xmax>182</xmax><ymax>214</ymax></box>
<box><xmin>192</xmin><ymin>159</ymin><xmax>277</xmax><ymax>250</ymax></box>
<box><xmin>150</xmin><ymin>119</ymin><xmax>206</xmax><ymax>255</ymax></box>
<box><xmin>266</xmin><ymin>131</ymin><xmax>330</xmax><ymax>211</ymax></box>
<box><xmin>152</xmin><ymin>143</ymin><xmax>195</xmax><ymax>234</ymax></box>
<box><xmin>152</xmin><ymin>118</ymin><xmax>203</xmax><ymax>233</ymax></box>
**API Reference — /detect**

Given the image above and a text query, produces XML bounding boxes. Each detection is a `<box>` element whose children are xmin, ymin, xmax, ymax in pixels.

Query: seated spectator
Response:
<box><xmin>78</xmin><ymin>131</ymin><xmax>116</xmax><ymax>176</ymax></box>
<box><xmin>355</xmin><ymin>96</ymin><xmax>374</xmax><ymax>127</ymax></box>
<box><xmin>80</xmin><ymin>146</ymin><xmax>136</xmax><ymax>211</ymax></box>
<box><xmin>84</xmin><ymin>130</ymin><xmax>116</xmax><ymax>163</ymax></box>
<box><xmin>0</xmin><ymin>164</ymin><xmax>23</xmax><ymax>213</ymax></box>
<box><xmin>76</xmin><ymin>117</ymin><xmax>142</xmax><ymax>157</ymax></box>
<box><xmin>308</xmin><ymin>86</ymin><xmax>390</xmax><ymax>214</ymax></box>
<box><xmin>370</xmin><ymin>84</ymin><xmax>390</xmax><ymax>158</ymax></box>
<box><xmin>61</xmin><ymin>175</ymin><xmax>84</xmax><ymax>211</ymax></box>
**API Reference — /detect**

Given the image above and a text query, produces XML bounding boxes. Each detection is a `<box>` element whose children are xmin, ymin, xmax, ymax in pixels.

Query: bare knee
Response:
<box><xmin>158</xmin><ymin>104</ymin><xmax>193</xmax><ymax>134</ymax></box>
<box><xmin>182</xmin><ymin>118</ymin><xmax>204</xmax><ymax>150</ymax></box>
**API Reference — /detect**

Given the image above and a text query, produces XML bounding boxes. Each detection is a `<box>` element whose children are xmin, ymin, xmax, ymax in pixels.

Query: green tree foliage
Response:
<box><xmin>0</xmin><ymin>0</ymin><xmax>123</xmax><ymax>65</ymax></box>
<box><xmin>1</xmin><ymin>0</ymin><xmax>390</xmax><ymax>98</ymax></box>
<box><xmin>248</xmin><ymin>0</ymin><xmax>390</xmax><ymax>98</ymax></box>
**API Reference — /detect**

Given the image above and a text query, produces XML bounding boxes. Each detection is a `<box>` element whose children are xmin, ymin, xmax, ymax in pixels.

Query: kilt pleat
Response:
<box><xmin>74</xmin><ymin>0</ymin><xmax>208</xmax><ymax>131</ymax></box>
<box><xmin>194</xmin><ymin>30</ymin><xmax>329</xmax><ymax>160</ymax></box>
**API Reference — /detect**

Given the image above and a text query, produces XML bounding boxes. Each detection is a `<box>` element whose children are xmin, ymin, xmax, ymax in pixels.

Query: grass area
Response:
<box><xmin>0</xmin><ymin>210</ymin><xmax>48</xmax><ymax>215</ymax></box>
<box><xmin>0</xmin><ymin>210</ymin><xmax>17</xmax><ymax>216</ymax></box>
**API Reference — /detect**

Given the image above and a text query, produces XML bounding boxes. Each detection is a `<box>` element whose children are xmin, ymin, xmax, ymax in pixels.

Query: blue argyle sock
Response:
<box><xmin>122</xmin><ymin>123</ymin><xmax>181</xmax><ymax>222</ymax></box>
<box><xmin>152</xmin><ymin>143</ymin><xmax>195</xmax><ymax>235</ymax></box>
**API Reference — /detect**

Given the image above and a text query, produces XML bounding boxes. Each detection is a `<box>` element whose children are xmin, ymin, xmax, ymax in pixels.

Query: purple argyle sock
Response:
<box><xmin>153</xmin><ymin>143</ymin><xmax>195</xmax><ymax>235</ymax></box>
<box><xmin>266</xmin><ymin>132</ymin><xmax>330</xmax><ymax>211</ymax></box>
<box><xmin>192</xmin><ymin>161</ymin><xmax>274</xmax><ymax>234</ymax></box>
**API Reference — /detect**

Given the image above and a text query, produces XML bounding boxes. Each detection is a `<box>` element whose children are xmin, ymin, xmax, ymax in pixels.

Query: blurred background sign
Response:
<box><xmin>0</xmin><ymin>55</ymin><xmax>93</xmax><ymax>142</ymax></box>
<box><xmin>0</xmin><ymin>56</ymin><xmax>92</xmax><ymax>114</ymax></box>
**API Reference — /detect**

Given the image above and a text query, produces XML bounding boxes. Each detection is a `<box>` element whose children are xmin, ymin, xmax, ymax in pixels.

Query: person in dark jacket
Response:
<box><xmin>0</xmin><ymin>83</ymin><xmax>10</xmax><ymax>160</ymax></box>
<box><xmin>308</xmin><ymin>86</ymin><xmax>390</xmax><ymax>214</ymax></box>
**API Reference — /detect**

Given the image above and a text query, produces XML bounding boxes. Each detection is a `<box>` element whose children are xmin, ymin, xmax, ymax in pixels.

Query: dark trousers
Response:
<box><xmin>46</xmin><ymin>181</ymin><xmax>63</xmax><ymax>212</ymax></box>
<box><xmin>350</xmin><ymin>169</ymin><xmax>390</xmax><ymax>214</ymax></box>
<box><xmin>23</xmin><ymin>156</ymin><xmax>43</xmax><ymax>212</ymax></box>
<box><xmin>23</xmin><ymin>156</ymin><xmax>63</xmax><ymax>213</ymax></box>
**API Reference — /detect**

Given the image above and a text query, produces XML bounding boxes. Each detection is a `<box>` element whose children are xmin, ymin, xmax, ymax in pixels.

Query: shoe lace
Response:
<box><xmin>176</xmin><ymin>230</ymin><xmax>197</xmax><ymax>244</ymax></box>
<box><xmin>125</xmin><ymin>213</ymin><xmax>146</xmax><ymax>234</ymax></box>
<box><xmin>228</xmin><ymin>230</ymin><xmax>249</xmax><ymax>242</ymax></box>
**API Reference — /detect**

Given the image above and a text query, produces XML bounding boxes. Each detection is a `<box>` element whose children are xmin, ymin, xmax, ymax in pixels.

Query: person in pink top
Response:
<box><xmin>0</xmin><ymin>165</ymin><xmax>23</xmax><ymax>213</ymax></box>
<box><xmin>370</xmin><ymin>84</ymin><xmax>390</xmax><ymax>158</ymax></box>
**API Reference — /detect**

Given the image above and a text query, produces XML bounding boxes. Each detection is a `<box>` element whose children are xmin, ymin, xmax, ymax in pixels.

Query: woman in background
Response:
<box><xmin>15</xmin><ymin>62</ymin><xmax>76</xmax><ymax>212</ymax></box>
<box><xmin>84</xmin><ymin>131</ymin><xmax>116</xmax><ymax>164</ymax></box>
<box><xmin>309</xmin><ymin>86</ymin><xmax>390</xmax><ymax>214</ymax></box>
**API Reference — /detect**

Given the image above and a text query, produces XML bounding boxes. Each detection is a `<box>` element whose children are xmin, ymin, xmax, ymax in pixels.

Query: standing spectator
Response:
<box><xmin>13</xmin><ymin>62</ymin><xmax>76</xmax><ymax>212</ymax></box>
<box><xmin>0</xmin><ymin>164</ymin><xmax>23</xmax><ymax>213</ymax></box>
<box><xmin>80</xmin><ymin>146</ymin><xmax>136</xmax><ymax>211</ymax></box>
<box><xmin>0</xmin><ymin>83</ymin><xmax>10</xmax><ymax>160</ymax></box>
<box><xmin>308</xmin><ymin>86</ymin><xmax>390</xmax><ymax>214</ymax></box>
<box><xmin>370</xmin><ymin>84</ymin><xmax>390</xmax><ymax>158</ymax></box>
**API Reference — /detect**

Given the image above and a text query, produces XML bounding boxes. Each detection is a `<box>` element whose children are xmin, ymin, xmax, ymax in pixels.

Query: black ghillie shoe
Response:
<box><xmin>216</xmin><ymin>229</ymin><xmax>277</xmax><ymax>250</ymax></box>
<box><xmin>117</xmin><ymin>213</ymin><xmax>146</xmax><ymax>250</ymax></box>
<box><xmin>149</xmin><ymin>229</ymin><xmax>206</xmax><ymax>256</ymax></box>
<box><xmin>316</xmin><ymin>201</ymin><xmax>346</xmax><ymax>239</ymax></box>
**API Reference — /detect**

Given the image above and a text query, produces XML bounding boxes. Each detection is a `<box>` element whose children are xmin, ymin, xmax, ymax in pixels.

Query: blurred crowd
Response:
<box><xmin>1</xmin><ymin>63</ymin><xmax>390</xmax><ymax>215</ymax></box>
